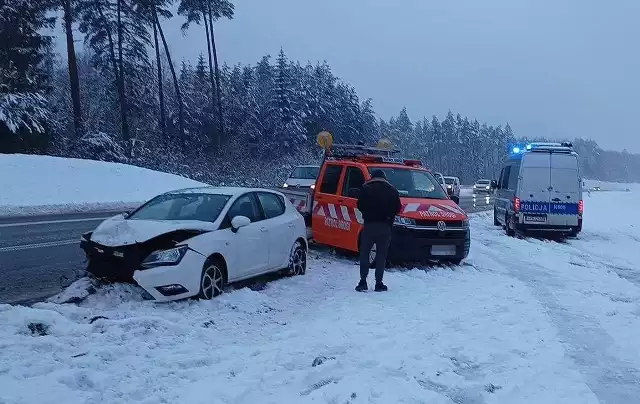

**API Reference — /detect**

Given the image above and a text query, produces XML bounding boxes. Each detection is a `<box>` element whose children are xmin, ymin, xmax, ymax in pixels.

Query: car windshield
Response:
<box><xmin>289</xmin><ymin>166</ymin><xmax>319</xmax><ymax>180</ymax></box>
<box><xmin>128</xmin><ymin>193</ymin><xmax>230</xmax><ymax>222</ymax></box>
<box><xmin>477</xmin><ymin>180</ymin><xmax>490</xmax><ymax>184</ymax></box>
<box><xmin>444</xmin><ymin>177</ymin><xmax>456</xmax><ymax>184</ymax></box>
<box><xmin>368</xmin><ymin>167</ymin><xmax>449</xmax><ymax>199</ymax></box>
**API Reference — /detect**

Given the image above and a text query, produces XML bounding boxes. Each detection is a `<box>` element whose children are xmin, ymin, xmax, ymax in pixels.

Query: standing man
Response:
<box><xmin>356</xmin><ymin>169</ymin><xmax>402</xmax><ymax>292</ymax></box>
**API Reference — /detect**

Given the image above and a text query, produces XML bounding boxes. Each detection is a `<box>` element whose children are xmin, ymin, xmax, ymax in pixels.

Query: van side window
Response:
<box><xmin>342</xmin><ymin>167</ymin><xmax>365</xmax><ymax>197</ymax></box>
<box><xmin>500</xmin><ymin>166</ymin><xmax>511</xmax><ymax>189</ymax></box>
<box><xmin>319</xmin><ymin>164</ymin><xmax>343</xmax><ymax>195</ymax></box>
<box><xmin>507</xmin><ymin>164</ymin><xmax>519</xmax><ymax>190</ymax></box>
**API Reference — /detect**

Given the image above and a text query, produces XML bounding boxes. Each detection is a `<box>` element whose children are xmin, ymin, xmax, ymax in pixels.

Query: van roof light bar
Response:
<box><xmin>524</xmin><ymin>142</ymin><xmax>574</xmax><ymax>153</ymax></box>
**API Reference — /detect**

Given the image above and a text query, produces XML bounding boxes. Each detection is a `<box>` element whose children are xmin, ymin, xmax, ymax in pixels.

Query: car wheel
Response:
<box><xmin>446</xmin><ymin>258</ymin><xmax>463</xmax><ymax>266</ymax></box>
<box><xmin>493</xmin><ymin>207</ymin><xmax>501</xmax><ymax>226</ymax></box>
<box><xmin>287</xmin><ymin>241</ymin><xmax>307</xmax><ymax>276</ymax></box>
<box><xmin>505</xmin><ymin>213</ymin><xmax>515</xmax><ymax>237</ymax></box>
<box><xmin>198</xmin><ymin>261</ymin><xmax>225</xmax><ymax>300</ymax></box>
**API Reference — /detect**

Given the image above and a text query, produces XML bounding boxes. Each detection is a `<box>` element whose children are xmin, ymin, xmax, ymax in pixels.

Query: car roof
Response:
<box><xmin>443</xmin><ymin>176</ymin><xmax>458</xmax><ymax>179</ymax></box>
<box><xmin>476</xmin><ymin>179</ymin><xmax>490</xmax><ymax>182</ymax></box>
<box><xmin>164</xmin><ymin>186</ymin><xmax>281</xmax><ymax>197</ymax></box>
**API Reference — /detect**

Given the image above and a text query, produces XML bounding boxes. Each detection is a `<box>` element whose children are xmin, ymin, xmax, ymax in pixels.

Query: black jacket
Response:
<box><xmin>357</xmin><ymin>178</ymin><xmax>402</xmax><ymax>225</ymax></box>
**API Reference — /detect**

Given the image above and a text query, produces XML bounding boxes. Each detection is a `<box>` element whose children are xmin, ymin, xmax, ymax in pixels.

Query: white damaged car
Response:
<box><xmin>80</xmin><ymin>187</ymin><xmax>308</xmax><ymax>302</ymax></box>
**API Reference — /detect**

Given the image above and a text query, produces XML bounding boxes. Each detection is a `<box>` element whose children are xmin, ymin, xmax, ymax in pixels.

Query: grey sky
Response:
<box><xmin>55</xmin><ymin>0</ymin><xmax>640</xmax><ymax>152</ymax></box>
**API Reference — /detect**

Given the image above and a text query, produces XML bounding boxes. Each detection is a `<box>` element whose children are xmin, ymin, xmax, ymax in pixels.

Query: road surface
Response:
<box><xmin>0</xmin><ymin>194</ymin><xmax>493</xmax><ymax>305</ymax></box>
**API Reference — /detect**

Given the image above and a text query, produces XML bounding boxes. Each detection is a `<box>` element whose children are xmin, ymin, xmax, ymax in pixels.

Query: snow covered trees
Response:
<box><xmin>0</xmin><ymin>0</ymin><xmax>54</xmax><ymax>151</ymax></box>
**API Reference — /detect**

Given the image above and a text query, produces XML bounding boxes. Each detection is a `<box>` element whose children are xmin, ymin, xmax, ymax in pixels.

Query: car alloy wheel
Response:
<box><xmin>288</xmin><ymin>242</ymin><xmax>307</xmax><ymax>276</ymax></box>
<box><xmin>200</xmin><ymin>264</ymin><xmax>224</xmax><ymax>299</ymax></box>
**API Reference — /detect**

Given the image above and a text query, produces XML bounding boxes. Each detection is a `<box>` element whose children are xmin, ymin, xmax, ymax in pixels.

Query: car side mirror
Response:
<box><xmin>231</xmin><ymin>215</ymin><xmax>251</xmax><ymax>232</ymax></box>
<box><xmin>347</xmin><ymin>188</ymin><xmax>361</xmax><ymax>198</ymax></box>
<box><xmin>451</xmin><ymin>195</ymin><xmax>460</xmax><ymax>205</ymax></box>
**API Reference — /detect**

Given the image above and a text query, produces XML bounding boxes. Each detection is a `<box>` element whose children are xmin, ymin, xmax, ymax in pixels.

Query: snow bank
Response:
<box><xmin>0</xmin><ymin>154</ymin><xmax>207</xmax><ymax>217</ymax></box>
<box><xmin>1</xmin><ymin>191</ymin><xmax>640</xmax><ymax>403</ymax></box>
<box><xmin>585</xmin><ymin>179</ymin><xmax>638</xmax><ymax>192</ymax></box>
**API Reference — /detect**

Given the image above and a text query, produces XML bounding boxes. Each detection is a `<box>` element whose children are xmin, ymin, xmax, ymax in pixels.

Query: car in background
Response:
<box><xmin>282</xmin><ymin>165</ymin><xmax>320</xmax><ymax>189</ymax></box>
<box><xmin>443</xmin><ymin>176</ymin><xmax>461</xmax><ymax>198</ymax></box>
<box><xmin>434</xmin><ymin>172</ymin><xmax>447</xmax><ymax>192</ymax></box>
<box><xmin>473</xmin><ymin>179</ymin><xmax>494</xmax><ymax>194</ymax></box>
<box><xmin>80</xmin><ymin>187</ymin><xmax>308</xmax><ymax>302</ymax></box>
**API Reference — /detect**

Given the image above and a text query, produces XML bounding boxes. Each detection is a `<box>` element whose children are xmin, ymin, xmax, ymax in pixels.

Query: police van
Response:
<box><xmin>494</xmin><ymin>142</ymin><xmax>583</xmax><ymax>237</ymax></box>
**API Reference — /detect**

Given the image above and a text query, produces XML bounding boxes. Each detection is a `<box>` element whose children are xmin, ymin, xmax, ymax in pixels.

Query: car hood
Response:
<box><xmin>399</xmin><ymin>198</ymin><xmax>467</xmax><ymax>220</ymax></box>
<box><xmin>90</xmin><ymin>214</ymin><xmax>217</xmax><ymax>247</ymax></box>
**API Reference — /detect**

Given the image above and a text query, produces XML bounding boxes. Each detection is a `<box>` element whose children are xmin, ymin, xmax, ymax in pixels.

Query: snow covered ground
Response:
<box><xmin>0</xmin><ymin>154</ymin><xmax>207</xmax><ymax>217</ymax></box>
<box><xmin>2</xmin><ymin>191</ymin><xmax>640</xmax><ymax>403</ymax></box>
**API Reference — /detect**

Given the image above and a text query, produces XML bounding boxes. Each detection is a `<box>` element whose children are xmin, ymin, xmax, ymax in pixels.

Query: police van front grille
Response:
<box><xmin>414</xmin><ymin>219</ymin><xmax>464</xmax><ymax>228</ymax></box>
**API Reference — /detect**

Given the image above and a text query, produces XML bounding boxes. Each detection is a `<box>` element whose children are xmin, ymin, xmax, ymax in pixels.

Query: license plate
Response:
<box><xmin>431</xmin><ymin>245</ymin><xmax>456</xmax><ymax>256</ymax></box>
<box><xmin>524</xmin><ymin>214</ymin><xmax>547</xmax><ymax>224</ymax></box>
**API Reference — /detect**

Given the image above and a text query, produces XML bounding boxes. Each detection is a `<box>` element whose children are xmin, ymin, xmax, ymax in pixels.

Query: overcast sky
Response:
<box><xmin>56</xmin><ymin>0</ymin><xmax>639</xmax><ymax>152</ymax></box>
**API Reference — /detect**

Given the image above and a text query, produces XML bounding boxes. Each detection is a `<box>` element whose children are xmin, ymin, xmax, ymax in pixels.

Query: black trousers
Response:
<box><xmin>359</xmin><ymin>222</ymin><xmax>392</xmax><ymax>282</ymax></box>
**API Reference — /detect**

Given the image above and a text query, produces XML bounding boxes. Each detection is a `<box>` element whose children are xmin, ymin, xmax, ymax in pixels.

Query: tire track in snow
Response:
<box><xmin>474</xmin><ymin>235</ymin><xmax>640</xmax><ymax>404</ymax></box>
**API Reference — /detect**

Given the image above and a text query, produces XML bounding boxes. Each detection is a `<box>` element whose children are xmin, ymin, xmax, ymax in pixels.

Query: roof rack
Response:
<box><xmin>328</xmin><ymin>143</ymin><xmax>401</xmax><ymax>159</ymax></box>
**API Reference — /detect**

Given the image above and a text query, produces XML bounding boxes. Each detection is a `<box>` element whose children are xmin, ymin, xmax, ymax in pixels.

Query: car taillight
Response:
<box><xmin>514</xmin><ymin>197</ymin><xmax>521</xmax><ymax>213</ymax></box>
<box><xmin>578</xmin><ymin>200</ymin><xmax>583</xmax><ymax>215</ymax></box>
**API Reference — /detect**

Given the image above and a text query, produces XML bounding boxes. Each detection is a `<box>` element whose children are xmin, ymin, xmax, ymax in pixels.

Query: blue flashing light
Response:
<box><xmin>512</xmin><ymin>146</ymin><xmax>520</xmax><ymax>154</ymax></box>
<box><xmin>526</xmin><ymin>144</ymin><xmax>532</xmax><ymax>150</ymax></box>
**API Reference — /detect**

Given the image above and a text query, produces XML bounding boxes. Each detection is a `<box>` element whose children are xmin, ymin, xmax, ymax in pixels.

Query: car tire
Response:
<box><xmin>197</xmin><ymin>259</ymin><xmax>225</xmax><ymax>300</ymax></box>
<box><xmin>446</xmin><ymin>258</ymin><xmax>463</xmax><ymax>266</ymax></box>
<box><xmin>493</xmin><ymin>207</ymin><xmax>501</xmax><ymax>226</ymax></box>
<box><xmin>286</xmin><ymin>241</ymin><xmax>307</xmax><ymax>276</ymax></box>
<box><xmin>505</xmin><ymin>213</ymin><xmax>515</xmax><ymax>237</ymax></box>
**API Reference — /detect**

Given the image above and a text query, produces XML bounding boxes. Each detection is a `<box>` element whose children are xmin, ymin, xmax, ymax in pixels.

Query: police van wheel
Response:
<box><xmin>505</xmin><ymin>214</ymin><xmax>515</xmax><ymax>237</ymax></box>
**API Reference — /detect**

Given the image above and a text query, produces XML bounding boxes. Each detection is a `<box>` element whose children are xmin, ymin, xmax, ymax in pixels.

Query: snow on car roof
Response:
<box><xmin>164</xmin><ymin>186</ymin><xmax>279</xmax><ymax>197</ymax></box>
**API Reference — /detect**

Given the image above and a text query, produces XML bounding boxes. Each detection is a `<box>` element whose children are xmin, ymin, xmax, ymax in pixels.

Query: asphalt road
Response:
<box><xmin>0</xmin><ymin>194</ymin><xmax>493</xmax><ymax>305</ymax></box>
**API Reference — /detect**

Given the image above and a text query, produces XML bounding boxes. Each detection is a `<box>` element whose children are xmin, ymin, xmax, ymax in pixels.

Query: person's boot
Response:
<box><xmin>374</xmin><ymin>281</ymin><xmax>388</xmax><ymax>292</ymax></box>
<box><xmin>355</xmin><ymin>279</ymin><xmax>368</xmax><ymax>292</ymax></box>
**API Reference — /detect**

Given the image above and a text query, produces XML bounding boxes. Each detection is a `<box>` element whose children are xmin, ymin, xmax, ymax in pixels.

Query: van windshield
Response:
<box><xmin>444</xmin><ymin>177</ymin><xmax>456</xmax><ymax>184</ymax></box>
<box><xmin>368</xmin><ymin>167</ymin><xmax>449</xmax><ymax>199</ymax></box>
<box><xmin>289</xmin><ymin>166</ymin><xmax>319</xmax><ymax>180</ymax></box>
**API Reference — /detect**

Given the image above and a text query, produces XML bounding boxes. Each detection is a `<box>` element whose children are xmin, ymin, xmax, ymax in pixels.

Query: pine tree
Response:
<box><xmin>0</xmin><ymin>0</ymin><xmax>55</xmax><ymax>150</ymax></box>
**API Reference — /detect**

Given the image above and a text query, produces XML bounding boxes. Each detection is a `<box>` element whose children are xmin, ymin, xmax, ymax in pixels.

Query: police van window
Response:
<box><xmin>507</xmin><ymin>165</ymin><xmax>519</xmax><ymax>190</ymax></box>
<box><xmin>257</xmin><ymin>192</ymin><xmax>285</xmax><ymax>219</ymax></box>
<box><xmin>342</xmin><ymin>167</ymin><xmax>365</xmax><ymax>197</ymax></box>
<box><xmin>500</xmin><ymin>166</ymin><xmax>511</xmax><ymax>189</ymax></box>
<box><xmin>319</xmin><ymin>164</ymin><xmax>343</xmax><ymax>194</ymax></box>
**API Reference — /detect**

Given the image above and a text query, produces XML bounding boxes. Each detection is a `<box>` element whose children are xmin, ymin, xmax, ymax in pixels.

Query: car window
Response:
<box><xmin>319</xmin><ymin>164</ymin><xmax>343</xmax><ymax>195</ymax></box>
<box><xmin>508</xmin><ymin>165</ymin><xmax>519</xmax><ymax>190</ymax></box>
<box><xmin>226</xmin><ymin>193</ymin><xmax>262</xmax><ymax>223</ymax></box>
<box><xmin>289</xmin><ymin>166</ymin><xmax>320</xmax><ymax>180</ymax></box>
<box><xmin>368</xmin><ymin>167</ymin><xmax>448</xmax><ymax>199</ymax></box>
<box><xmin>342</xmin><ymin>166</ymin><xmax>366</xmax><ymax>197</ymax></box>
<box><xmin>444</xmin><ymin>177</ymin><xmax>455</xmax><ymax>184</ymax></box>
<box><xmin>128</xmin><ymin>193</ymin><xmax>230</xmax><ymax>222</ymax></box>
<box><xmin>257</xmin><ymin>192</ymin><xmax>286</xmax><ymax>219</ymax></box>
<box><xmin>500</xmin><ymin>166</ymin><xmax>511</xmax><ymax>189</ymax></box>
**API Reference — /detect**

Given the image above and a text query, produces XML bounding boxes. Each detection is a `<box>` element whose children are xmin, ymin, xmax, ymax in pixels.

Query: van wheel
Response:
<box><xmin>505</xmin><ymin>213</ymin><xmax>515</xmax><ymax>237</ymax></box>
<box><xmin>493</xmin><ymin>207</ymin><xmax>501</xmax><ymax>226</ymax></box>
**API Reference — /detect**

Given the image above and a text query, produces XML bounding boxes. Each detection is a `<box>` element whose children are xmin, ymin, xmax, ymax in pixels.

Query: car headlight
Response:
<box><xmin>394</xmin><ymin>216</ymin><xmax>415</xmax><ymax>226</ymax></box>
<box><xmin>310</xmin><ymin>183</ymin><xmax>315</xmax><ymax>189</ymax></box>
<box><xmin>282</xmin><ymin>183</ymin><xmax>289</xmax><ymax>188</ymax></box>
<box><xmin>485</xmin><ymin>186</ymin><xmax>490</xmax><ymax>189</ymax></box>
<box><xmin>141</xmin><ymin>245</ymin><xmax>188</xmax><ymax>268</ymax></box>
